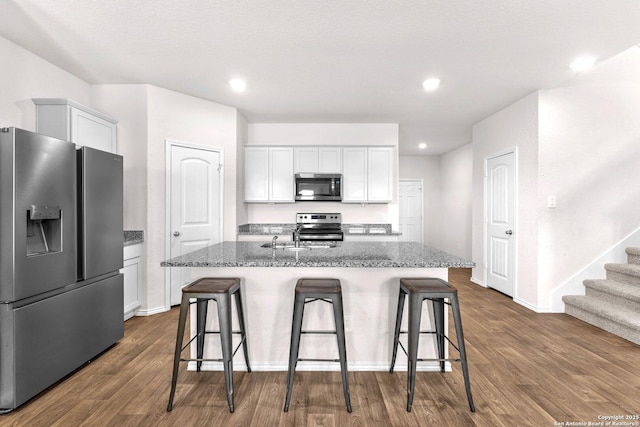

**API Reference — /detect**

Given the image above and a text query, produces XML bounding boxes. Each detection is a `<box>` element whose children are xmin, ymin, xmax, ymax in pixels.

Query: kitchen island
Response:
<box><xmin>162</xmin><ymin>241</ymin><xmax>474</xmax><ymax>372</ymax></box>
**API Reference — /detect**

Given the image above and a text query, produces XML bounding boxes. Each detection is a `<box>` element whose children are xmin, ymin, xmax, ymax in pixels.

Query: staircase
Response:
<box><xmin>563</xmin><ymin>247</ymin><xmax>640</xmax><ymax>345</ymax></box>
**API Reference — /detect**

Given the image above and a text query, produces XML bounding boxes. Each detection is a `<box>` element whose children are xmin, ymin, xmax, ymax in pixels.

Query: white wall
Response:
<box><xmin>398</xmin><ymin>155</ymin><xmax>441</xmax><ymax>247</ymax></box>
<box><xmin>440</xmin><ymin>143</ymin><xmax>473</xmax><ymax>259</ymax></box>
<box><xmin>143</xmin><ymin>86</ymin><xmax>242</xmax><ymax>313</ymax></box>
<box><xmin>91</xmin><ymin>84</ymin><xmax>149</xmax><ymax>231</ymax></box>
<box><xmin>538</xmin><ymin>46</ymin><xmax>640</xmax><ymax>309</ymax></box>
<box><xmin>93</xmin><ymin>84</ymin><xmax>246</xmax><ymax>314</ymax></box>
<box><xmin>0</xmin><ymin>35</ymin><xmax>89</xmax><ymax>130</ymax></box>
<box><xmin>469</xmin><ymin>46</ymin><xmax>640</xmax><ymax>312</ymax></box>
<box><xmin>246</xmin><ymin>123</ymin><xmax>400</xmax><ymax>226</ymax></box>
<box><xmin>248</xmin><ymin>123</ymin><xmax>398</xmax><ymax>146</ymax></box>
<box><xmin>471</xmin><ymin>92</ymin><xmax>540</xmax><ymax>308</ymax></box>
<box><xmin>245</xmin><ymin>202</ymin><xmax>394</xmax><ymax>226</ymax></box>
<box><xmin>236</xmin><ymin>112</ymin><xmax>249</xmax><ymax>226</ymax></box>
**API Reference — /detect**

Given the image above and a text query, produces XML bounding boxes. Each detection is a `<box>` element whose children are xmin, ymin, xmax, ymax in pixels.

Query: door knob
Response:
<box><xmin>173</xmin><ymin>231</ymin><xmax>180</xmax><ymax>237</ymax></box>
<box><xmin>505</xmin><ymin>230</ymin><xmax>513</xmax><ymax>235</ymax></box>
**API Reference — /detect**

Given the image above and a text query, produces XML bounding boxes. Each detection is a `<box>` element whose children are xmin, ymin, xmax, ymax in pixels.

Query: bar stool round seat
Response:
<box><xmin>284</xmin><ymin>278</ymin><xmax>352</xmax><ymax>413</ymax></box>
<box><xmin>390</xmin><ymin>277</ymin><xmax>475</xmax><ymax>413</ymax></box>
<box><xmin>167</xmin><ymin>277</ymin><xmax>251</xmax><ymax>413</ymax></box>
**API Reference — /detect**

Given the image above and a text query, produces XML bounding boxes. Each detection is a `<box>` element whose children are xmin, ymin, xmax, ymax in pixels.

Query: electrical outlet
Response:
<box><xmin>547</xmin><ymin>195</ymin><xmax>557</xmax><ymax>208</ymax></box>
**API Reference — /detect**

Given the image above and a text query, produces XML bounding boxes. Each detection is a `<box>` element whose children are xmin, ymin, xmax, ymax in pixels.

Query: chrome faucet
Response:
<box><xmin>271</xmin><ymin>235</ymin><xmax>278</xmax><ymax>248</ymax></box>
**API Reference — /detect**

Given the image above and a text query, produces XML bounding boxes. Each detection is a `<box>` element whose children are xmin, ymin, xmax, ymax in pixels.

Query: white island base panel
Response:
<box><xmin>185</xmin><ymin>267</ymin><xmax>451</xmax><ymax>372</ymax></box>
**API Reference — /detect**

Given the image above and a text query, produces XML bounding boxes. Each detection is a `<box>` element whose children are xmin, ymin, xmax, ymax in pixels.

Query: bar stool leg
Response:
<box><xmin>390</xmin><ymin>289</ymin><xmax>406</xmax><ymax>372</ymax></box>
<box><xmin>432</xmin><ymin>298</ymin><xmax>446</xmax><ymax>373</ymax></box>
<box><xmin>406</xmin><ymin>294</ymin><xmax>423</xmax><ymax>412</ymax></box>
<box><xmin>332</xmin><ymin>294</ymin><xmax>352</xmax><ymax>413</ymax></box>
<box><xmin>234</xmin><ymin>288</ymin><xmax>252</xmax><ymax>372</ymax></box>
<box><xmin>217</xmin><ymin>293</ymin><xmax>235</xmax><ymax>413</ymax></box>
<box><xmin>450</xmin><ymin>294</ymin><xmax>475</xmax><ymax>412</ymax></box>
<box><xmin>196</xmin><ymin>298</ymin><xmax>209</xmax><ymax>372</ymax></box>
<box><xmin>284</xmin><ymin>293</ymin><xmax>305</xmax><ymax>412</ymax></box>
<box><xmin>167</xmin><ymin>294</ymin><xmax>190</xmax><ymax>412</ymax></box>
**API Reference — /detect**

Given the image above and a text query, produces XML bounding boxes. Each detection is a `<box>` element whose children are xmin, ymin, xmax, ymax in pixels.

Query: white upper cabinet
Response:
<box><xmin>294</xmin><ymin>146</ymin><xmax>342</xmax><ymax>173</ymax></box>
<box><xmin>246</xmin><ymin>145</ymin><xmax>391</xmax><ymax>203</ymax></box>
<box><xmin>318</xmin><ymin>147</ymin><xmax>342</xmax><ymax>173</ymax></box>
<box><xmin>367</xmin><ymin>147</ymin><xmax>393</xmax><ymax>202</ymax></box>
<box><xmin>294</xmin><ymin>147</ymin><xmax>318</xmax><ymax>172</ymax></box>
<box><xmin>342</xmin><ymin>147</ymin><xmax>368</xmax><ymax>202</ymax></box>
<box><xmin>244</xmin><ymin>146</ymin><xmax>294</xmax><ymax>203</ymax></box>
<box><xmin>244</xmin><ymin>147</ymin><xmax>270</xmax><ymax>201</ymax></box>
<box><xmin>269</xmin><ymin>147</ymin><xmax>295</xmax><ymax>202</ymax></box>
<box><xmin>343</xmin><ymin>146</ymin><xmax>393</xmax><ymax>203</ymax></box>
<box><xmin>33</xmin><ymin>98</ymin><xmax>118</xmax><ymax>153</ymax></box>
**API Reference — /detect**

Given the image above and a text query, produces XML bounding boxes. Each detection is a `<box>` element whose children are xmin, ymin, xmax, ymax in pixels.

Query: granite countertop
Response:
<box><xmin>237</xmin><ymin>223</ymin><xmax>401</xmax><ymax>236</ymax></box>
<box><xmin>161</xmin><ymin>241</ymin><xmax>474</xmax><ymax>268</ymax></box>
<box><xmin>124</xmin><ymin>230</ymin><xmax>144</xmax><ymax>246</ymax></box>
<box><xmin>343</xmin><ymin>224</ymin><xmax>402</xmax><ymax>236</ymax></box>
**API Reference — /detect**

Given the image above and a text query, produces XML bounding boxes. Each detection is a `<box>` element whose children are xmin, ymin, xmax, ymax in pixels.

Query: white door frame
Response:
<box><xmin>164</xmin><ymin>139</ymin><xmax>224</xmax><ymax>310</ymax></box>
<box><xmin>483</xmin><ymin>147</ymin><xmax>518</xmax><ymax>297</ymax></box>
<box><xmin>399</xmin><ymin>179</ymin><xmax>424</xmax><ymax>244</ymax></box>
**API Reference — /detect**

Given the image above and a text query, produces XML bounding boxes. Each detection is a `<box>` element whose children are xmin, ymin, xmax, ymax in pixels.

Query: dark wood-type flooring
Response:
<box><xmin>3</xmin><ymin>269</ymin><xmax>639</xmax><ymax>426</ymax></box>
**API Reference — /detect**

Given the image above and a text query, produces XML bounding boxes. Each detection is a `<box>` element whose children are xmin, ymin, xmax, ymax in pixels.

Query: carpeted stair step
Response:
<box><xmin>583</xmin><ymin>279</ymin><xmax>640</xmax><ymax>312</ymax></box>
<box><xmin>626</xmin><ymin>247</ymin><xmax>640</xmax><ymax>265</ymax></box>
<box><xmin>604</xmin><ymin>263</ymin><xmax>640</xmax><ymax>286</ymax></box>
<box><xmin>563</xmin><ymin>295</ymin><xmax>640</xmax><ymax>345</ymax></box>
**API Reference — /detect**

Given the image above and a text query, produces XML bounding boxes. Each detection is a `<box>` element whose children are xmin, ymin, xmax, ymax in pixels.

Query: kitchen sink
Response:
<box><xmin>284</xmin><ymin>246</ymin><xmax>311</xmax><ymax>252</ymax></box>
<box><xmin>260</xmin><ymin>242</ymin><xmax>336</xmax><ymax>250</ymax></box>
<box><xmin>260</xmin><ymin>243</ymin><xmax>292</xmax><ymax>249</ymax></box>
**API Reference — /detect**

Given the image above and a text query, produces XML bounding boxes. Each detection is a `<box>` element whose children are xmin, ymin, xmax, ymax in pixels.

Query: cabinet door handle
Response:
<box><xmin>173</xmin><ymin>231</ymin><xmax>180</xmax><ymax>237</ymax></box>
<box><xmin>505</xmin><ymin>230</ymin><xmax>513</xmax><ymax>235</ymax></box>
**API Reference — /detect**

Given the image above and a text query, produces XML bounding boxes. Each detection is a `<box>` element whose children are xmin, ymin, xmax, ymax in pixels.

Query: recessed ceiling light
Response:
<box><xmin>570</xmin><ymin>56</ymin><xmax>597</xmax><ymax>72</ymax></box>
<box><xmin>418</xmin><ymin>143</ymin><xmax>427</xmax><ymax>149</ymax></box>
<box><xmin>229</xmin><ymin>78</ymin><xmax>246</xmax><ymax>92</ymax></box>
<box><xmin>422</xmin><ymin>78</ymin><xmax>440</xmax><ymax>91</ymax></box>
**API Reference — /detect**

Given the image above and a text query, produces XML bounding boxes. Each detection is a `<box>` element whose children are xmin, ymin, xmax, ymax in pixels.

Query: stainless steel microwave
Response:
<box><xmin>294</xmin><ymin>173</ymin><xmax>342</xmax><ymax>201</ymax></box>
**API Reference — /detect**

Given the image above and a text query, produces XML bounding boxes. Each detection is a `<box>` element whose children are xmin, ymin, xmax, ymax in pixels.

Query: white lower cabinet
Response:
<box><xmin>121</xmin><ymin>244</ymin><xmax>142</xmax><ymax>320</ymax></box>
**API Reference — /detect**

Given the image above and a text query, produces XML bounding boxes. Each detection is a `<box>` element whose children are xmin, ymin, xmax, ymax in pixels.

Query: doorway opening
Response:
<box><xmin>164</xmin><ymin>140</ymin><xmax>223</xmax><ymax>308</ymax></box>
<box><xmin>399</xmin><ymin>179</ymin><xmax>423</xmax><ymax>243</ymax></box>
<box><xmin>483</xmin><ymin>149</ymin><xmax>517</xmax><ymax>298</ymax></box>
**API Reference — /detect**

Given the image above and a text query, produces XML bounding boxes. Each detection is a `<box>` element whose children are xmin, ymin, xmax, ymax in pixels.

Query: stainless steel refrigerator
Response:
<box><xmin>0</xmin><ymin>127</ymin><xmax>124</xmax><ymax>412</ymax></box>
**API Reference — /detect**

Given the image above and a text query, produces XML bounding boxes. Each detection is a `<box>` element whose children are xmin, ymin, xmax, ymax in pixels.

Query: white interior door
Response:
<box><xmin>485</xmin><ymin>151</ymin><xmax>516</xmax><ymax>297</ymax></box>
<box><xmin>169</xmin><ymin>144</ymin><xmax>222</xmax><ymax>306</ymax></box>
<box><xmin>399</xmin><ymin>180</ymin><xmax>423</xmax><ymax>243</ymax></box>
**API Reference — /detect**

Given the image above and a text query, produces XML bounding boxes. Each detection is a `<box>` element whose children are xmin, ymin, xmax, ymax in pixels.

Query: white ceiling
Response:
<box><xmin>2</xmin><ymin>0</ymin><xmax>640</xmax><ymax>155</ymax></box>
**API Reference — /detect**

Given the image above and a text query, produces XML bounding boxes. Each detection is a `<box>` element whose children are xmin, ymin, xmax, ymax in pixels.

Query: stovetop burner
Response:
<box><xmin>295</xmin><ymin>213</ymin><xmax>343</xmax><ymax>241</ymax></box>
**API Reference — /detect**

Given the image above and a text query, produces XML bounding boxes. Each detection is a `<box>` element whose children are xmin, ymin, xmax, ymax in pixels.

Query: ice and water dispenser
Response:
<box><xmin>26</xmin><ymin>204</ymin><xmax>62</xmax><ymax>256</ymax></box>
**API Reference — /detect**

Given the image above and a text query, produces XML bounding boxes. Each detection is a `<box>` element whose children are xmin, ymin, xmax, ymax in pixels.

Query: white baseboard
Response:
<box><xmin>514</xmin><ymin>297</ymin><xmax>552</xmax><ymax>313</ymax></box>
<box><xmin>470</xmin><ymin>276</ymin><xmax>486</xmax><ymax>287</ymax></box>
<box><xmin>135</xmin><ymin>305</ymin><xmax>169</xmax><ymax>316</ymax></box>
<box><xmin>187</xmin><ymin>361</ymin><xmax>452</xmax><ymax>372</ymax></box>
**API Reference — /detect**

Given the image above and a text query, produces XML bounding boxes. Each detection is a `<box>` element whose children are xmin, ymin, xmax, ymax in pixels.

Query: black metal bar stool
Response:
<box><xmin>284</xmin><ymin>278</ymin><xmax>352</xmax><ymax>413</ymax></box>
<box><xmin>390</xmin><ymin>277</ymin><xmax>475</xmax><ymax>413</ymax></box>
<box><xmin>167</xmin><ymin>277</ymin><xmax>251</xmax><ymax>413</ymax></box>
